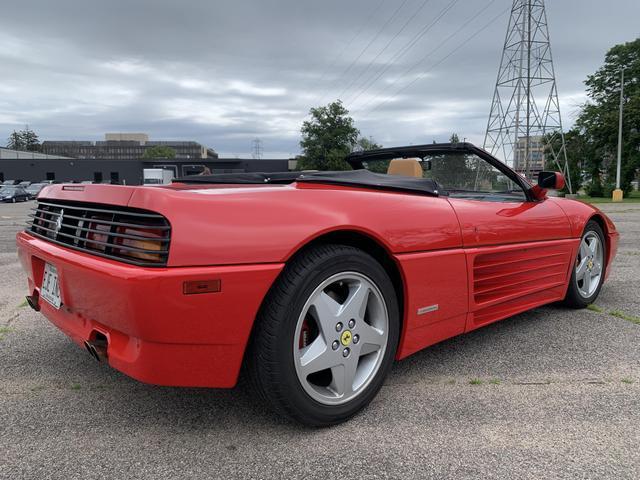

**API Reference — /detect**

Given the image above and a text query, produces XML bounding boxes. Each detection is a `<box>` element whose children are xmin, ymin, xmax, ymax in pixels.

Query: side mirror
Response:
<box><xmin>530</xmin><ymin>171</ymin><xmax>565</xmax><ymax>200</ymax></box>
<box><xmin>538</xmin><ymin>171</ymin><xmax>565</xmax><ymax>190</ymax></box>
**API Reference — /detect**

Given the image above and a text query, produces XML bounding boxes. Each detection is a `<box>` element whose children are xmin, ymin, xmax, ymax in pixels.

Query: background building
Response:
<box><xmin>42</xmin><ymin>133</ymin><xmax>211</xmax><ymax>160</ymax></box>
<box><xmin>1</xmin><ymin>135</ymin><xmax>292</xmax><ymax>184</ymax></box>
<box><xmin>513</xmin><ymin>135</ymin><xmax>546</xmax><ymax>177</ymax></box>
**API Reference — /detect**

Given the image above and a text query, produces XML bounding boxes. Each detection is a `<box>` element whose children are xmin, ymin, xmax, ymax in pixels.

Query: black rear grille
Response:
<box><xmin>27</xmin><ymin>200</ymin><xmax>171</xmax><ymax>267</ymax></box>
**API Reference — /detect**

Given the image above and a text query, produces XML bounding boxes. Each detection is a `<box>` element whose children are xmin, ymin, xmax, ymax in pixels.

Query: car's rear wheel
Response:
<box><xmin>563</xmin><ymin>220</ymin><xmax>606</xmax><ymax>308</ymax></box>
<box><xmin>248</xmin><ymin>244</ymin><xmax>399</xmax><ymax>426</ymax></box>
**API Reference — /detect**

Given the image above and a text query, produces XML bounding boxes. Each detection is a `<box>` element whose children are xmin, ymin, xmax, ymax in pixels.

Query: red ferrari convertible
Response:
<box><xmin>17</xmin><ymin>143</ymin><xmax>618</xmax><ymax>426</ymax></box>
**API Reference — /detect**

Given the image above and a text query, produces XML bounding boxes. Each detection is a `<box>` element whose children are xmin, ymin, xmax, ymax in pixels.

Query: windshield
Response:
<box><xmin>359</xmin><ymin>152</ymin><xmax>525</xmax><ymax>201</ymax></box>
<box><xmin>26</xmin><ymin>184</ymin><xmax>44</xmax><ymax>192</ymax></box>
<box><xmin>0</xmin><ymin>186</ymin><xmax>17</xmax><ymax>194</ymax></box>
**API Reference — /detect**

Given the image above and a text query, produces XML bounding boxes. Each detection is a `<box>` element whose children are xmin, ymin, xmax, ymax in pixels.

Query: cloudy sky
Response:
<box><xmin>0</xmin><ymin>0</ymin><xmax>638</xmax><ymax>158</ymax></box>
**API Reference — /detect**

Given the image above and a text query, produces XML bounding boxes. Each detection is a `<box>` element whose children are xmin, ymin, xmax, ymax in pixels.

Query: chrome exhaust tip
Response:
<box><xmin>84</xmin><ymin>339</ymin><xmax>108</xmax><ymax>363</ymax></box>
<box><xmin>25</xmin><ymin>295</ymin><xmax>40</xmax><ymax>312</ymax></box>
<box><xmin>83</xmin><ymin>341</ymin><xmax>99</xmax><ymax>361</ymax></box>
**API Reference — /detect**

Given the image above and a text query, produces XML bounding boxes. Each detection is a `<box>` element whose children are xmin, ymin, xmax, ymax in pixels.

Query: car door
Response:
<box><xmin>423</xmin><ymin>151</ymin><xmax>575</xmax><ymax>331</ymax></box>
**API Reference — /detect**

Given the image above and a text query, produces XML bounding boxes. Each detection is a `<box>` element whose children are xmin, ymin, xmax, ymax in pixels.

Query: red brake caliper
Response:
<box><xmin>299</xmin><ymin>319</ymin><xmax>310</xmax><ymax>348</ymax></box>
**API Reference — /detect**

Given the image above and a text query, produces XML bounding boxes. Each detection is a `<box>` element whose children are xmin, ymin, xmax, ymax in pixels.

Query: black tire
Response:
<box><xmin>247</xmin><ymin>244</ymin><xmax>400</xmax><ymax>426</ymax></box>
<box><xmin>563</xmin><ymin>220</ymin><xmax>606</xmax><ymax>308</ymax></box>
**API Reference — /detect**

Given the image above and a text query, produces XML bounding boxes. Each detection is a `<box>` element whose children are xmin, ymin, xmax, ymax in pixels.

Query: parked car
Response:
<box><xmin>17</xmin><ymin>142</ymin><xmax>618</xmax><ymax>426</ymax></box>
<box><xmin>25</xmin><ymin>183</ymin><xmax>47</xmax><ymax>200</ymax></box>
<box><xmin>0</xmin><ymin>185</ymin><xmax>29</xmax><ymax>202</ymax></box>
<box><xmin>18</xmin><ymin>181</ymin><xmax>31</xmax><ymax>188</ymax></box>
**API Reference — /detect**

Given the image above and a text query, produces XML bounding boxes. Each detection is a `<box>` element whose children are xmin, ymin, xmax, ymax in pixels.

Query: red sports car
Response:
<box><xmin>17</xmin><ymin>143</ymin><xmax>618</xmax><ymax>426</ymax></box>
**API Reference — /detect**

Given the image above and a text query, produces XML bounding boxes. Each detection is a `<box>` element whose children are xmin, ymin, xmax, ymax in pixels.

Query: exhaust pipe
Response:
<box><xmin>25</xmin><ymin>294</ymin><xmax>40</xmax><ymax>312</ymax></box>
<box><xmin>84</xmin><ymin>341</ymin><xmax>98</xmax><ymax>361</ymax></box>
<box><xmin>83</xmin><ymin>339</ymin><xmax>108</xmax><ymax>363</ymax></box>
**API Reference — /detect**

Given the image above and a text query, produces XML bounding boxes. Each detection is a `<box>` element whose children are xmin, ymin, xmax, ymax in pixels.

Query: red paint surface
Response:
<box><xmin>16</xmin><ymin>183</ymin><xmax>618</xmax><ymax>387</ymax></box>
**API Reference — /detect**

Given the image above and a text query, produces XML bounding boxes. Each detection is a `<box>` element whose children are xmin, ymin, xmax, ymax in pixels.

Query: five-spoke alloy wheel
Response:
<box><xmin>248</xmin><ymin>244</ymin><xmax>399</xmax><ymax>426</ymax></box>
<box><xmin>575</xmin><ymin>231</ymin><xmax>604</xmax><ymax>299</ymax></box>
<box><xmin>293</xmin><ymin>272</ymin><xmax>389</xmax><ymax>406</ymax></box>
<box><xmin>564</xmin><ymin>220</ymin><xmax>606</xmax><ymax>308</ymax></box>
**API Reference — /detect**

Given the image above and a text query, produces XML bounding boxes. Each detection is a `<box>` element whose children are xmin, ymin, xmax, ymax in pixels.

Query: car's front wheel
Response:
<box><xmin>563</xmin><ymin>220</ymin><xmax>606</xmax><ymax>308</ymax></box>
<box><xmin>248</xmin><ymin>244</ymin><xmax>399</xmax><ymax>426</ymax></box>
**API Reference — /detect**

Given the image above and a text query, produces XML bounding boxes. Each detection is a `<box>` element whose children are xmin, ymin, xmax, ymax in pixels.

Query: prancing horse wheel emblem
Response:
<box><xmin>340</xmin><ymin>330</ymin><xmax>352</xmax><ymax>346</ymax></box>
<box><xmin>54</xmin><ymin>208</ymin><xmax>64</xmax><ymax>236</ymax></box>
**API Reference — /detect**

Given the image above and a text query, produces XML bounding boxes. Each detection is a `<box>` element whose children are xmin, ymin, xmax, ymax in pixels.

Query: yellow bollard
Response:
<box><xmin>612</xmin><ymin>189</ymin><xmax>624</xmax><ymax>202</ymax></box>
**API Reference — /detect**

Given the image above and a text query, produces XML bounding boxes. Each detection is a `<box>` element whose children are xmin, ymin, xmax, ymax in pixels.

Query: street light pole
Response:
<box><xmin>613</xmin><ymin>68</ymin><xmax>624</xmax><ymax>202</ymax></box>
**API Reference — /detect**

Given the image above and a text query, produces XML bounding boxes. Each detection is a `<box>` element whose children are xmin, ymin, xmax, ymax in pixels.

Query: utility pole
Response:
<box><xmin>613</xmin><ymin>69</ymin><xmax>624</xmax><ymax>202</ymax></box>
<box><xmin>484</xmin><ymin>0</ymin><xmax>572</xmax><ymax>193</ymax></box>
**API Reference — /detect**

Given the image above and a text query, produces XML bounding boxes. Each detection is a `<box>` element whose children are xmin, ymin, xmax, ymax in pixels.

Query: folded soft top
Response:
<box><xmin>174</xmin><ymin>169</ymin><xmax>439</xmax><ymax>196</ymax></box>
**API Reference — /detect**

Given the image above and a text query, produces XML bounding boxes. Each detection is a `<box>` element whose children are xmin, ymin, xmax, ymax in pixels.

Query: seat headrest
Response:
<box><xmin>387</xmin><ymin>158</ymin><xmax>423</xmax><ymax>178</ymax></box>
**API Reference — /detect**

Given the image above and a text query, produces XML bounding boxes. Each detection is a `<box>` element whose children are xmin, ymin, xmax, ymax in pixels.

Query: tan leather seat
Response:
<box><xmin>387</xmin><ymin>158</ymin><xmax>423</xmax><ymax>178</ymax></box>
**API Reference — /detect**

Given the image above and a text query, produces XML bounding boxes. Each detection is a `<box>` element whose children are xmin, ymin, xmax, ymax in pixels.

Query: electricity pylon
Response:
<box><xmin>483</xmin><ymin>0</ymin><xmax>572</xmax><ymax>192</ymax></box>
<box><xmin>251</xmin><ymin>138</ymin><xmax>263</xmax><ymax>159</ymax></box>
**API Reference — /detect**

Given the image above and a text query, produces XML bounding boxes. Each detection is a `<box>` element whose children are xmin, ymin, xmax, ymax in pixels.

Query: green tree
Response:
<box><xmin>544</xmin><ymin>129</ymin><xmax>589</xmax><ymax>194</ymax></box>
<box><xmin>355</xmin><ymin>136</ymin><xmax>386</xmax><ymax>172</ymax></box>
<box><xmin>142</xmin><ymin>145</ymin><xmax>177</xmax><ymax>159</ymax></box>
<box><xmin>576</xmin><ymin>38</ymin><xmax>640</xmax><ymax>195</ymax></box>
<box><xmin>6</xmin><ymin>127</ymin><xmax>40</xmax><ymax>152</ymax></box>
<box><xmin>298</xmin><ymin>100</ymin><xmax>359</xmax><ymax>171</ymax></box>
<box><xmin>21</xmin><ymin>126</ymin><xmax>41</xmax><ymax>152</ymax></box>
<box><xmin>427</xmin><ymin>133</ymin><xmax>478</xmax><ymax>188</ymax></box>
<box><xmin>355</xmin><ymin>136</ymin><xmax>382</xmax><ymax>152</ymax></box>
<box><xmin>7</xmin><ymin>131</ymin><xmax>24</xmax><ymax>150</ymax></box>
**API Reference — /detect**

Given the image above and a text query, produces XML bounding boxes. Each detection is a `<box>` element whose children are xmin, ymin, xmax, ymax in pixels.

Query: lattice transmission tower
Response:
<box><xmin>483</xmin><ymin>0</ymin><xmax>572</xmax><ymax>192</ymax></box>
<box><xmin>251</xmin><ymin>138</ymin><xmax>263</xmax><ymax>159</ymax></box>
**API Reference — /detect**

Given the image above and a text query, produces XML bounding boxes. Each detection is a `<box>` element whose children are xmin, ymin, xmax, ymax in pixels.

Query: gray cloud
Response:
<box><xmin>0</xmin><ymin>0</ymin><xmax>638</xmax><ymax>158</ymax></box>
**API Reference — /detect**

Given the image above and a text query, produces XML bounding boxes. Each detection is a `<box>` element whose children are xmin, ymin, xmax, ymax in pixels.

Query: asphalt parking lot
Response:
<box><xmin>1</xmin><ymin>200</ymin><xmax>639</xmax><ymax>479</ymax></box>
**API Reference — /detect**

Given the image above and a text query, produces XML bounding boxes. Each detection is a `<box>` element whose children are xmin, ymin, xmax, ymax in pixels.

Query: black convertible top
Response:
<box><xmin>174</xmin><ymin>142</ymin><xmax>529</xmax><ymax>198</ymax></box>
<box><xmin>175</xmin><ymin>169</ymin><xmax>440</xmax><ymax>196</ymax></box>
<box><xmin>297</xmin><ymin>170</ymin><xmax>440</xmax><ymax>195</ymax></box>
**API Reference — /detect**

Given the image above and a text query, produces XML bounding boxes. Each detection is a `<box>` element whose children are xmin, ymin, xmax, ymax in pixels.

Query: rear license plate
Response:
<box><xmin>41</xmin><ymin>263</ymin><xmax>61</xmax><ymax>309</ymax></box>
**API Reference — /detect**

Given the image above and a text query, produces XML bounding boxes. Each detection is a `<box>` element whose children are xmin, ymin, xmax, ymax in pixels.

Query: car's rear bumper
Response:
<box><xmin>16</xmin><ymin>231</ymin><xmax>283</xmax><ymax>388</ymax></box>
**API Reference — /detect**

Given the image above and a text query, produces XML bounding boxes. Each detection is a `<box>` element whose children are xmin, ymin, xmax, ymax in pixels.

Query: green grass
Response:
<box><xmin>609</xmin><ymin>310</ymin><xmax>640</xmax><ymax>325</ymax></box>
<box><xmin>488</xmin><ymin>379</ymin><xmax>501</xmax><ymax>385</ymax></box>
<box><xmin>585</xmin><ymin>305</ymin><xmax>640</xmax><ymax>325</ymax></box>
<box><xmin>577</xmin><ymin>191</ymin><xmax>640</xmax><ymax>204</ymax></box>
<box><xmin>621</xmin><ymin>378</ymin><xmax>634</xmax><ymax>384</ymax></box>
<box><xmin>70</xmin><ymin>383</ymin><xmax>81</xmax><ymax>390</ymax></box>
<box><xmin>0</xmin><ymin>326</ymin><xmax>12</xmax><ymax>340</ymax></box>
<box><xmin>469</xmin><ymin>379</ymin><xmax>483</xmax><ymax>385</ymax></box>
<box><xmin>587</xmin><ymin>304</ymin><xmax>604</xmax><ymax>313</ymax></box>
<box><xmin>17</xmin><ymin>299</ymin><xmax>28</xmax><ymax>308</ymax></box>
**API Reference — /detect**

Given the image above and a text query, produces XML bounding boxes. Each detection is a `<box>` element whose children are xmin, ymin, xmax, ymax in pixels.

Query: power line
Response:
<box><xmin>308</xmin><ymin>0</ymin><xmax>387</xmax><ymax>104</ymax></box>
<box><xmin>345</xmin><ymin>0</ymin><xmax>461</xmax><ymax>107</ymax></box>
<box><xmin>357</xmin><ymin>1</ymin><xmax>505</xmax><ymax>115</ymax></box>
<box><xmin>315</xmin><ymin>0</ymin><xmax>410</xmax><ymax>106</ymax></box>
<box><xmin>353</xmin><ymin>0</ymin><xmax>494</xmax><ymax>111</ymax></box>
<box><xmin>336</xmin><ymin>0</ymin><xmax>433</xmax><ymax>102</ymax></box>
